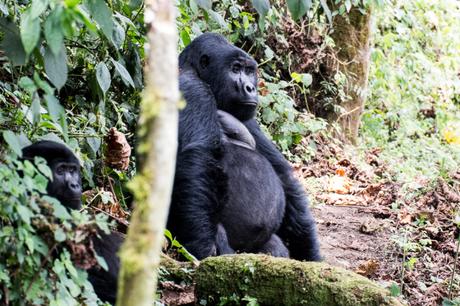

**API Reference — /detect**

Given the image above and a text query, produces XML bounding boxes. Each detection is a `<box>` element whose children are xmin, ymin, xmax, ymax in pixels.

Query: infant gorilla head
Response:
<box><xmin>22</xmin><ymin>140</ymin><xmax>82</xmax><ymax>209</ymax></box>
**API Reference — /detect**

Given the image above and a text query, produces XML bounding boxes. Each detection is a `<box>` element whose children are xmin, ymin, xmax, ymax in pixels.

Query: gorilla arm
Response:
<box><xmin>243</xmin><ymin>119</ymin><xmax>321</xmax><ymax>261</ymax></box>
<box><xmin>167</xmin><ymin>70</ymin><xmax>227</xmax><ymax>259</ymax></box>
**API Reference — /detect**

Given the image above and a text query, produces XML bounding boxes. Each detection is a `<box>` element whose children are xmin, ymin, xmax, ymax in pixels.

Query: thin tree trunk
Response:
<box><xmin>329</xmin><ymin>4</ymin><xmax>372</xmax><ymax>144</ymax></box>
<box><xmin>116</xmin><ymin>0</ymin><xmax>179</xmax><ymax>305</ymax></box>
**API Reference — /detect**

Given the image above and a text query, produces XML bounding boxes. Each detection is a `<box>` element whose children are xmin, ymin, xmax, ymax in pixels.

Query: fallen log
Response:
<box><xmin>194</xmin><ymin>254</ymin><xmax>403</xmax><ymax>306</ymax></box>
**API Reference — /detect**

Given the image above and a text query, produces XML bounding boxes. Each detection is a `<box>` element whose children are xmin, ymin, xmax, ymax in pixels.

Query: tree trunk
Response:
<box><xmin>116</xmin><ymin>0</ymin><xmax>179</xmax><ymax>305</ymax></box>
<box><xmin>194</xmin><ymin>255</ymin><xmax>403</xmax><ymax>306</ymax></box>
<box><xmin>329</xmin><ymin>5</ymin><xmax>372</xmax><ymax>144</ymax></box>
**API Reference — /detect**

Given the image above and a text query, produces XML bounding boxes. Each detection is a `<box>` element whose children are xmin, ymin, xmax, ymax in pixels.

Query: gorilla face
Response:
<box><xmin>47</xmin><ymin>160</ymin><xmax>82</xmax><ymax>210</ymax></box>
<box><xmin>179</xmin><ymin>33</ymin><xmax>259</xmax><ymax>122</ymax></box>
<box><xmin>22</xmin><ymin>141</ymin><xmax>82</xmax><ymax>210</ymax></box>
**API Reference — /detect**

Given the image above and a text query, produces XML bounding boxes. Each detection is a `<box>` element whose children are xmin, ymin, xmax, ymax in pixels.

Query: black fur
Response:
<box><xmin>168</xmin><ymin>33</ymin><xmax>321</xmax><ymax>261</ymax></box>
<box><xmin>22</xmin><ymin>141</ymin><xmax>122</xmax><ymax>304</ymax></box>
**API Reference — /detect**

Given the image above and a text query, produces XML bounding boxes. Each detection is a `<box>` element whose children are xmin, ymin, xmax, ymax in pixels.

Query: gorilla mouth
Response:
<box><xmin>240</xmin><ymin>100</ymin><xmax>258</xmax><ymax>107</ymax></box>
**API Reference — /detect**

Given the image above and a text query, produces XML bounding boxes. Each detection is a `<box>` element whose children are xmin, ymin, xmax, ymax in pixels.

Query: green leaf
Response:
<box><xmin>31</xmin><ymin>94</ymin><xmax>41</xmax><ymax>125</ymax></box>
<box><xmin>389</xmin><ymin>282</ymin><xmax>401</xmax><ymax>297</ymax></box>
<box><xmin>44</xmin><ymin>45</ymin><xmax>68</xmax><ymax>90</ymax></box>
<box><xmin>209</xmin><ymin>10</ymin><xmax>228</xmax><ymax>29</ymax></box>
<box><xmin>111</xmin><ymin>59</ymin><xmax>134</xmax><ymax>87</ymax></box>
<box><xmin>84</xmin><ymin>0</ymin><xmax>114</xmax><ymax>41</ymax></box>
<box><xmin>30</xmin><ymin>0</ymin><xmax>50</xmax><ymax>19</ymax></box>
<box><xmin>95</xmin><ymin>254</ymin><xmax>108</xmax><ymax>271</ymax></box>
<box><xmin>251</xmin><ymin>0</ymin><xmax>270</xmax><ymax>17</ymax></box>
<box><xmin>19</xmin><ymin>76</ymin><xmax>37</xmax><ymax>94</ymax></box>
<box><xmin>54</xmin><ymin>227</ymin><xmax>66</xmax><ymax>242</ymax></box>
<box><xmin>85</xmin><ymin>127</ymin><xmax>101</xmax><ymax>155</ymax></box>
<box><xmin>194</xmin><ymin>0</ymin><xmax>212</xmax><ymax>10</ymax></box>
<box><xmin>65</xmin><ymin>0</ymin><xmax>80</xmax><ymax>8</ymax></box>
<box><xmin>95</xmin><ymin>62</ymin><xmax>111</xmax><ymax>94</ymax></box>
<box><xmin>16</xmin><ymin>205</ymin><xmax>33</xmax><ymax>224</ymax></box>
<box><xmin>44</xmin><ymin>6</ymin><xmax>64</xmax><ymax>55</ymax></box>
<box><xmin>180</xmin><ymin>29</ymin><xmax>191</xmax><ymax>47</ymax></box>
<box><xmin>43</xmin><ymin>196</ymin><xmax>72</xmax><ymax>220</ymax></box>
<box><xmin>111</xmin><ymin>20</ymin><xmax>125</xmax><ymax>49</ymax></box>
<box><xmin>3</xmin><ymin>131</ymin><xmax>23</xmax><ymax>157</ymax></box>
<box><xmin>20</xmin><ymin>8</ymin><xmax>41</xmax><ymax>55</ymax></box>
<box><xmin>0</xmin><ymin>18</ymin><xmax>26</xmax><ymax>65</ymax></box>
<box><xmin>287</xmin><ymin>0</ymin><xmax>311</xmax><ymax>21</ymax></box>
<box><xmin>319</xmin><ymin>0</ymin><xmax>332</xmax><ymax>23</ymax></box>
<box><xmin>45</xmin><ymin>94</ymin><xmax>65</xmax><ymax>124</ymax></box>
<box><xmin>35</xmin><ymin>157</ymin><xmax>52</xmax><ymax>179</ymax></box>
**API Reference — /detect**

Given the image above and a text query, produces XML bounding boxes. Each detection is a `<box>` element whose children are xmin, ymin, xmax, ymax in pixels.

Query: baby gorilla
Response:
<box><xmin>22</xmin><ymin>141</ymin><xmax>121</xmax><ymax>305</ymax></box>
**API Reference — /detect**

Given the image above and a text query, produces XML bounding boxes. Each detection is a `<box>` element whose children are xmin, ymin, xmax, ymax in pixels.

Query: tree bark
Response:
<box><xmin>329</xmin><ymin>5</ymin><xmax>372</xmax><ymax>144</ymax></box>
<box><xmin>116</xmin><ymin>0</ymin><xmax>179</xmax><ymax>305</ymax></box>
<box><xmin>194</xmin><ymin>255</ymin><xmax>403</xmax><ymax>306</ymax></box>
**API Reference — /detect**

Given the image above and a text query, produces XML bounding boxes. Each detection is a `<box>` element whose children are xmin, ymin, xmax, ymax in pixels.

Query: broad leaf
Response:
<box><xmin>111</xmin><ymin>59</ymin><xmax>134</xmax><ymax>88</ymax></box>
<box><xmin>287</xmin><ymin>0</ymin><xmax>312</xmax><ymax>21</ymax></box>
<box><xmin>251</xmin><ymin>0</ymin><xmax>270</xmax><ymax>17</ymax></box>
<box><xmin>20</xmin><ymin>9</ymin><xmax>41</xmax><ymax>55</ymax></box>
<box><xmin>195</xmin><ymin>0</ymin><xmax>212</xmax><ymax>10</ymax></box>
<box><xmin>209</xmin><ymin>10</ymin><xmax>228</xmax><ymax>29</ymax></box>
<box><xmin>45</xmin><ymin>94</ymin><xmax>65</xmax><ymax>124</ymax></box>
<box><xmin>0</xmin><ymin>18</ymin><xmax>26</xmax><ymax>65</ymax></box>
<box><xmin>30</xmin><ymin>0</ymin><xmax>50</xmax><ymax>19</ymax></box>
<box><xmin>3</xmin><ymin>131</ymin><xmax>23</xmax><ymax>157</ymax></box>
<box><xmin>111</xmin><ymin>20</ymin><xmax>125</xmax><ymax>49</ymax></box>
<box><xmin>95</xmin><ymin>62</ymin><xmax>111</xmax><ymax>94</ymax></box>
<box><xmin>44</xmin><ymin>6</ymin><xmax>64</xmax><ymax>55</ymax></box>
<box><xmin>84</xmin><ymin>0</ymin><xmax>114</xmax><ymax>41</ymax></box>
<box><xmin>44</xmin><ymin>46</ymin><xmax>68</xmax><ymax>90</ymax></box>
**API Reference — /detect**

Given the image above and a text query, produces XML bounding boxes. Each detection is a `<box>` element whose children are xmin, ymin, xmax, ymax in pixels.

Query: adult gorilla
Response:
<box><xmin>168</xmin><ymin>33</ymin><xmax>321</xmax><ymax>261</ymax></box>
<box><xmin>22</xmin><ymin>141</ymin><xmax>121</xmax><ymax>305</ymax></box>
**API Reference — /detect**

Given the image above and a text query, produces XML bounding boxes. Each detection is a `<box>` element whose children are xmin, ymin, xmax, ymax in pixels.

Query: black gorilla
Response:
<box><xmin>22</xmin><ymin>141</ymin><xmax>121</xmax><ymax>305</ymax></box>
<box><xmin>168</xmin><ymin>33</ymin><xmax>321</xmax><ymax>261</ymax></box>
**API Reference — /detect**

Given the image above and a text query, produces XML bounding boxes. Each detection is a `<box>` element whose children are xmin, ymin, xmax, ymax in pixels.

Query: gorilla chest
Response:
<box><xmin>219</xmin><ymin>144</ymin><xmax>285</xmax><ymax>249</ymax></box>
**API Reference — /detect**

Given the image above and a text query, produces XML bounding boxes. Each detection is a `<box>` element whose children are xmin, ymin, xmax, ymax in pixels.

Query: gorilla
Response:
<box><xmin>168</xmin><ymin>33</ymin><xmax>321</xmax><ymax>261</ymax></box>
<box><xmin>22</xmin><ymin>141</ymin><xmax>121</xmax><ymax>305</ymax></box>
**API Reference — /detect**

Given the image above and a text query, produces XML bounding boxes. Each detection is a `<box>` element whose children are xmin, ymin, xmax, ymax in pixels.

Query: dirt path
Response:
<box><xmin>313</xmin><ymin>204</ymin><xmax>396</xmax><ymax>272</ymax></box>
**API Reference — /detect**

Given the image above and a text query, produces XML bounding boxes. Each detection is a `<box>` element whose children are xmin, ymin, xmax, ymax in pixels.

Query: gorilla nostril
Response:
<box><xmin>245</xmin><ymin>85</ymin><xmax>254</xmax><ymax>93</ymax></box>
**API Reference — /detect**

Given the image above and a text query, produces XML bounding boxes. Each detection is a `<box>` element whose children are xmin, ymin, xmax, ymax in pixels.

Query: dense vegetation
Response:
<box><xmin>0</xmin><ymin>0</ymin><xmax>459</xmax><ymax>305</ymax></box>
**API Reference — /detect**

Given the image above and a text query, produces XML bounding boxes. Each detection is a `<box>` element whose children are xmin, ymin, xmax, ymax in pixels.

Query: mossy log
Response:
<box><xmin>194</xmin><ymin>254</ymin><xmax>403</xmax><ymax>306</ymax></box>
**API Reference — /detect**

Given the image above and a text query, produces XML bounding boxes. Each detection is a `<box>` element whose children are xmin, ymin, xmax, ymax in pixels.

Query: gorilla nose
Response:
<box><xmin>245</xmin><ymin>84</ymin><xmax>255</xmax><ymax>93</ymax></box>
<box><xmin>69</xmin><ymin>182</ymin><xmax>81</xmax><ymax>192</ymax></box>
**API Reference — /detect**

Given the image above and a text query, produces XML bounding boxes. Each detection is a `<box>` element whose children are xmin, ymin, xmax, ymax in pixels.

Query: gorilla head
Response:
<box><xmin>22</xmin><ymin>141</ymin><xmax>82</xmax><ymax>210</ymax></box>
<box><xmin>179</xmin><ymin>33</ymin><xmax>258</xmax><ymax>121</ymax></box>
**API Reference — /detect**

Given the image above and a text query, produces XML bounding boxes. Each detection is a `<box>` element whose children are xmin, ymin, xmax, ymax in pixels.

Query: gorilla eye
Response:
<box><xmin>232</xmin><ymin>63</ymin><xmax>242</xmax><ymax>73</ymax></box>
<box><xmin>56</xmin><ymin>166</ymin><xmax>65</xmax><ymax>175</ymax></box>
<box><xmin>245</xmin><ymin>66</ymin><xmax>255</xmax><ymax>74</ymax></box>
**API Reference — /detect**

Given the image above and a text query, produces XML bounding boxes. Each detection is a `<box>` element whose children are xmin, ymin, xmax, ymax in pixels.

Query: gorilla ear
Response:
<box><xmin>199</xmin><ymin>54</ymin><xmax>210</xmax><ymax>69</ymax></box>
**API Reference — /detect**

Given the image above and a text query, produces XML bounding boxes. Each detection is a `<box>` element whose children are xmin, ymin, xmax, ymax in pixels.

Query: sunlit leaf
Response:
<box><xmin>95</xmin><ymin>62</ymin><xmax>111</xmax><ymax>94</ymax></box>
<box><xmin>287</xmin><ymin>0</ymin><xmax>311</xmax><ymax>21</ymax></box>
<box><xmin>111</xmin><ymin>59</ymin><xmax>135</xmax><ymax>88</ymax></box>
<box><xmin>3</xmin><ymin>131</ymin><xmax>23</xmax><ymax>157</ymax></box>
<box><xmin>44</xmin><ymin>45</ymin><xmax>68</xmax><ymax>90</ymax></box>
<box><xmin>251</xmin><ymin>0</ymin><xmax>270</xmax><ymax>17</ymax></box>
<box><xmin>20</xmin><ymin>9</ymin><xmax>41</xmax><ymax>55</ymax></box>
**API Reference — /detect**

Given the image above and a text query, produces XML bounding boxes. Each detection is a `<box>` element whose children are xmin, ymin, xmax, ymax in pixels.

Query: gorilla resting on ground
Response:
<box><xmin>22</xmin><ymin>141</ymin><xmax>121</xmax><ymax>305</ymax></box>
<box><xmin>168</xmin><ymin>33</ymin><xmax>321</xmax><ymax>261</ymax></box>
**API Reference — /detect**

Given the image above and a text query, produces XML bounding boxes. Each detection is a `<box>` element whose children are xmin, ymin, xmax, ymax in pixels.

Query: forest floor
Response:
<box><xmin>297</xmin><ymin>136</ymin><xmax>460</xmax><ymax>306</ymax></box>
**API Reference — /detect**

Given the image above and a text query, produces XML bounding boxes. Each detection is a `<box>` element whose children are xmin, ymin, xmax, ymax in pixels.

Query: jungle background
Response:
<box><xmin>0</xmin><ymin>0</ymin><xmax>460</xmax><ymax>305</ymax></box>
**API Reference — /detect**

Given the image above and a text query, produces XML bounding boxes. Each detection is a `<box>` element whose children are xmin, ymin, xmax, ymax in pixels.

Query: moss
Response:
<box><xmin>195</xmin><ymin>254</ymin><xmax>403</xmax><ymax>306</ymax></box>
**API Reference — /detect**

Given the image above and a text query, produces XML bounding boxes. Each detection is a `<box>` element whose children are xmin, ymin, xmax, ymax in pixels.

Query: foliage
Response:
<box><xmin>361</xmin><ymin>0</ymin><xmax>460</xmax><ymax>183</ymax></box>
<box><xmin>0</xmin><ymin>150</ymin><xmax>111</xmax><ymax>305</ymax></box>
